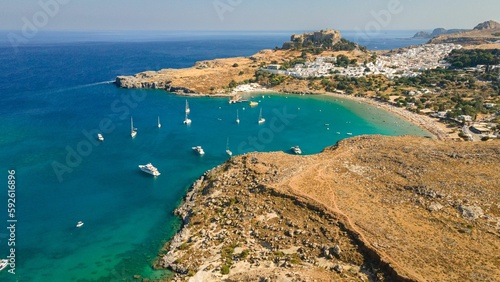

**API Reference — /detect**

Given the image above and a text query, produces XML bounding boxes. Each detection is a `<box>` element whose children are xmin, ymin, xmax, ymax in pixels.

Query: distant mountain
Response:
<box><xmin>473</xmin><ymin>20</ymin><xmax>500</xmax><ymax>30</ymax></box>
<box><xmin>412</xmin><ymin>28</ymin><xmax>469</xmax><ymax>39</ymax></box>
<box><xmin>429</xmin><ymin>20</ymin><xmax>500</xmax><ymax>45</ymax></box>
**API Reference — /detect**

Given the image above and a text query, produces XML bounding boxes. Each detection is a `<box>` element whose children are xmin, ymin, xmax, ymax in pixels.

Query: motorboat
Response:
<box><xmin>138</xmin><ymin>163</ymin><xmax>161</xmax><ymax>176</ymax></box>
<box><xmin>192</xmin><ymin>146</ymin><xmax>205</xmax><ymax>155</ymax></box>
<box><xmin>291</xmin><ymin>146</ymin><xmax>302</xmax><ymax>154</ymax></box>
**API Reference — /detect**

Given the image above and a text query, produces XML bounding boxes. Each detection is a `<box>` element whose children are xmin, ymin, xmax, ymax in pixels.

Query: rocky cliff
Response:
<box><xmin>156</xmin><ymin>136</ymin><xmax>500</xmax><ymax>281</ymax></box>
<box><xmin>282</xmin><ymin>29</ymin><xmax>342</xmax><ymax>50</ymax></box>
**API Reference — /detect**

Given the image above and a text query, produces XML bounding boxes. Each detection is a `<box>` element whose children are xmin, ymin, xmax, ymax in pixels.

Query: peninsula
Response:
<box><xmin>156</xmin><ymin>135</ymin><xmax>499</xmax><ymax>281</ymax></box>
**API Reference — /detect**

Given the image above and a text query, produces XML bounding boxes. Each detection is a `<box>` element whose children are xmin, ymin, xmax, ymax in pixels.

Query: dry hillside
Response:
<box><xmin>156</xmin><ymin>136</ymin><xmax>500</xmax><ymax>282</ymax></box>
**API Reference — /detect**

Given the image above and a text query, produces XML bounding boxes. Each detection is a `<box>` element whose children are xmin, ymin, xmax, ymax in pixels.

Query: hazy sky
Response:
<box><xmin>1</xmin><ymin>0</ymin><xmax>499</xmax><ymax>31</ymax></box>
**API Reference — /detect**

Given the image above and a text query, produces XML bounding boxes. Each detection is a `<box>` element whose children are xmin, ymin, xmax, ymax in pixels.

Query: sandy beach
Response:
<box><xmin>232</xmin><ymin>87</ymin><xmax>453</xmax><ymax>141</ymax></box>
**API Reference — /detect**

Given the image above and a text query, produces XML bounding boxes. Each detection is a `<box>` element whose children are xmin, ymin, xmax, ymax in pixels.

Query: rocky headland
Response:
<box><xmin>429</xmin><ymin>20</ymin><xmax>500</xmax><ymax>47</ymax></box>
<box><xmin>114</xmin><ymin>29</ymin><xmax>370</xmax><ymax>95</ymax></box>
<box><xmin>412</xmin><ymin>28</ymin><xmax>469</xmax><ymax>39</ymax></box>
<box><xmin>156</xmin><ymin>136</ymin><xmax>500</xmax><ymax>282</ymax></box>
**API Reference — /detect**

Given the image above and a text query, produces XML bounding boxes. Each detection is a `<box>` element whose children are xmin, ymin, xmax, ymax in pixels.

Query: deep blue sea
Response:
<box><xmin>0</xmin><ymin>30</ymin><xmax>429</xmax><ymax>281</ymax></box>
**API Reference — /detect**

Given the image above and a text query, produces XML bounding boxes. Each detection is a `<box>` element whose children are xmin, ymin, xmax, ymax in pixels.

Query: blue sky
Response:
<box><xmin>1</xmin><ymin>0</ymin><xmax>499</xmax><ymax>31</ymax></box>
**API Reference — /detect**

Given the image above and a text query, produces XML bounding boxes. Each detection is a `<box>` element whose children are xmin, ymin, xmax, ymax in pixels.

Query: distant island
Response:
<box><xmin>412</xmin><ymin>20</ymin><xmax>500</xmax><ymax>45</ymax></box>
<box><xmin>412</xmin><ymin>28</ymin><xmax>469</xmax><ymax>39</ymax></box>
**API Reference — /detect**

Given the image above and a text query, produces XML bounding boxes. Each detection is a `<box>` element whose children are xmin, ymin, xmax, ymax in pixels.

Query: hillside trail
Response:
<box><xmin>279</xmin><ymin>154</ymin><xmax>423</xmax><ymax>281</ymax></box>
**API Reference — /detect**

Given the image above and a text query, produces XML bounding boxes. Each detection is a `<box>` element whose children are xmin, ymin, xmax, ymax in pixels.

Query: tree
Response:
<box><xmin>228</xmin><ymin>80</ymin><xmax>237</xmax><ymax>89</ymax></box>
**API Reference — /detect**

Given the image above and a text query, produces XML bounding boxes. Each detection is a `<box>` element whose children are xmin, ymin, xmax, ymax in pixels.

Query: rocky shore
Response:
<box><xmin>155</xmin><ymin>136</ymin><xmax>500</xmax><ymax>281</ymax></box>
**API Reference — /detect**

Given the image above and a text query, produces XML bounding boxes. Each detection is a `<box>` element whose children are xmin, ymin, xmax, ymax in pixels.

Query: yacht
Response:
<box><xmin>192</xmin><ymin>146</ymin><xmax>205</xmax><ymax>155</ymax></box>
<box><xmin>258</xmin><ymin>108</ymin><xmax>265</xmax><ymax>124</ymax></box>
<box><xmin>236</xmin><ymin>109</ymin><xmax>240</xmax><ymax>124</ymax></box>
<box><xmin>157</xmin><ymin>116</ymin><xmax>161</xmax><ymax>128</ymax></box>
<box><xmin>249</xmin><ymin>101</ymin><xmax>258</xmax><ymax>107</ymax></box>
<box><xmin>130</xmin><ymin>116</ymin><xmax>137</xmax><ymax>138</ymax></box>
<box><xmin>76</xmin><ymin>221</ymin><xmax>84</xmax><ymax>228</ymax></box>
<box><xmin>97</xmin><ymin>133</ymin><xmax>104</xmax><ymax>141</ymax></box>
<box><xmin>185</xmin><ymin>100</ymin><xmax>190</xmax><ymax>114</ymax></box>
<box><xmin>138</xmin><ymin>163</ymin><xmax>161</xmax><ymax>176</ymax></box>
<box><xmin>291</xmin><ymin>146</ymin><xmax>302</xmax><ymax>155</ymax></box>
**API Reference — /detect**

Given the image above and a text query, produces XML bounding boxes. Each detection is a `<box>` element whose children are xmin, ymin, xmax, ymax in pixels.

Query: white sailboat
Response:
<box><xmin>130</xmin><ymin>116</ymin><xmax>137</xmax><ymax>138</ymax></box>
<box><xmin>157</xmin><ymin>116</ymin><xmax>161</xmax><ymax>128</ymax></box>
<box><xmin>226</xmin><ymin>138</ymin><xmax>232</xmax><ymax>156</ymax></box>
<box><xmin>258</xmin><ymin>108</ymin><xmax>265</xmax><ymax>124</ymax></box>
<box><xmin>185</xmin><ymin>100</ymin><xmax>190</xmax><ymax>114</ymax></box>
<box><xmin>236</xmin><ymin>109</ymin><xmax>240</xmax><ymax>124</ymax></box>
<box><xmin>183</xmin><ymin>111</ymin><xmax>192</xmax><ymax>125</ymax></box>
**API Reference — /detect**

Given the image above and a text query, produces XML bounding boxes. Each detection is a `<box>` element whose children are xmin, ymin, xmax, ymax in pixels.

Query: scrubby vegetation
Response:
<box><xmin>445</xmin><ymin>49</ymin><xmax>500</xmax><ymax>68</ymax></box>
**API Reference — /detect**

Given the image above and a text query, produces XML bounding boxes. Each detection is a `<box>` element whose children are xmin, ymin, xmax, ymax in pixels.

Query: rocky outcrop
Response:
<box><xmin>115</xmin><ymin>74</ymin><xmax>168</xmax><ymax>89</ymax></box>
<box><xmin>473</xmin><ymin>20</ymin><xmax>500</xmax><ymax>31</ymax></box>
<box><xmin>282</xmin><ymin>29</ymin><xmax>341</xmax><ymax>50</ymax></box>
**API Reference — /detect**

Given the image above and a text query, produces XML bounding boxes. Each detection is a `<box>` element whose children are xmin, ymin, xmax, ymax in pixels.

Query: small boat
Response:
<box><xmin>76</xmin><ymin>221</ymin><xmax>84</xmax><ymax>228</ymax></box>
<box><xmin>0</xmin><ymin>259</ymin><xmax>8</xmax><ymax>272</ymax></box>
<box><xmin>258</xmin><ymin>108</ymin><xmax>265</xmax><ymax>124</ymax></box>
<box><xmin>185</xmin><ymin>100</ymin><xmax>190</xmax><ymax>114</ymax></box>
<box><xmin>130</xmin><ymin>117</ymin><xmax>137</xmax><ymax>138</ymax></box>
<box><xmin>183</xmin><ymin>111</ymin><xmax>192</xmax><ymax>125</ymax></box>
<box><xmin>236</xmin><ymin>109</ymin><xmax>240</xmax><ymax>124</ymax></box>
<box><xmin>291</xmin><ymin>146</ymin><xmax>302</xmax><ymax>155</ymax></box>
<box><xmin>157</xmin><ymin>116</ymin><xmax>161</xmax><ymax>128</ymax></box>
<box><xmin>97</xmin><ymin>133</ymin><xmax>104</xmax><ymax>141</ymax></box>
<box><xmin>249</xmin><ymin>101</ymin><xmax>258</xmax><ymax>107</ymax></box>
<box><xmin>226</xmin><ymin>138</ymin><xmax>232</xmax><ymax>156</ymax></box>
<box><xmin>139</xmin><ymin>163</ymin><xmax>161</xmax><ymax>176</ymax></box>
<box><xmin>346</xmin><ymin>132</ymin><xmax>353</xmax><ymax>135</ymax></box>
<box><xmin>0</xmin><ymin>259</ymin><xmax>9</xmax><ymax>271</ymax></box>
<box><xmin>192</xmin><ymin>146</ymin><xmax>205</xmax><ymax>155</ymax></box>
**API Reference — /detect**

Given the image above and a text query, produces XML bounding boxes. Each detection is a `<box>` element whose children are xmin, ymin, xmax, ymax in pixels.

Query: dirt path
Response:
<box><xmin>279</xmin><ymin>156</ymin><xmax>424</xmax><ymax>281</ymax></box>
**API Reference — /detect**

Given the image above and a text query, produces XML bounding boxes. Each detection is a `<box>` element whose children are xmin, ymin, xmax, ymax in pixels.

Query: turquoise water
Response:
<box><xmin>0</xmin><ymin>87</ymin><xmax>430</xmax><ymax>281</ymax></box>
<box><xmin>0</xmin><ymin>32</ymin><xmax>430</xmax><ymax>281</ymax></box>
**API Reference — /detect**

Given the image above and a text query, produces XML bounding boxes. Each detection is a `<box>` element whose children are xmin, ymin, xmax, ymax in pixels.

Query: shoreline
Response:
<box><xmin>321</xmin><ymin>92</ymin><xmax>449</xmax><ymax>140</ymax></box>
<box><xmin>192</xmin><ymin>87</ymin><xmax>450</xmax><ymax>140</ymax></box>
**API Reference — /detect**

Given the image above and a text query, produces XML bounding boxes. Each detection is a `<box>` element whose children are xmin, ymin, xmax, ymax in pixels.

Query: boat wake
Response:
<box><xmin>56</xmin><ymin>80</ymin><xmax>115</xmax><ymax>93</ymax></box>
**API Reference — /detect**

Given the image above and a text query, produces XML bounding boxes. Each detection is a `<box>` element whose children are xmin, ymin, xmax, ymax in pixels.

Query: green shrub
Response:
<box><xmin>221</xmin><ymin>264</ymin><xmax>230</xmax><ymax>275</ymax></box>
